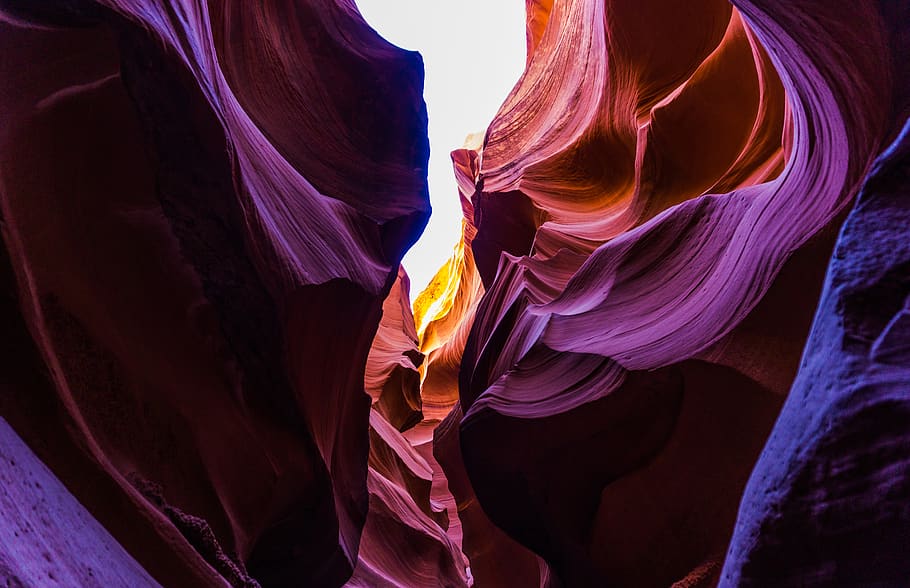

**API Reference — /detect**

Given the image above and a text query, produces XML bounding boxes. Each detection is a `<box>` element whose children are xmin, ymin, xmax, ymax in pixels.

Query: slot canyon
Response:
<box><xmin>0</xmin><ymin>0</ymin><xmax>909</xmax><ymax>587</ymax></box>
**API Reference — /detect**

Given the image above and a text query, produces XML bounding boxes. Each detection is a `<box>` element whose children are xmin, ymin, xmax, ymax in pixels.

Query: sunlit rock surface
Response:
<box><xmin>345</xmin><ymin>410</ymin><xmax>468</xmax><ymax>588</ymax></box>
<box><xmin>1</xmin><ymin>0</ymin><xmax>908</xmax><ymax>586</ymax></box>
<box><xmin>365</xmin><ymin>267</ymin><xmax>424</xmax><ymax>431</ymax></box>
<box><xmin>353</xmin><ymin>268</ymin><xmax>469</xmax><ymax>587</ymax></box>
<box><xmin>414</xmin><ymin>134</ymin><xmax>487</xmax><ymax>424</ymax></box>
<box><xmin>431</xmin><ymin>0</ymin><xmax>909</xmax><ymax>586</ymax></box>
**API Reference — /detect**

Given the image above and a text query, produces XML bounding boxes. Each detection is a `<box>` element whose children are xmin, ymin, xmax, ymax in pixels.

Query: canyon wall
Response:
<box><xmin>431</xmin><ymin>0</ymin><xmax>910</xmax><ymax>585</ymax></box>
<box><xmin>0</xmin><ymin>0</ymin><xmax>908</xmax><ymax>587</ymax></box>
<box><xmin>0</xmin><ymin>0</ymin><xmax>430</xmax><ymax>585</ymax></box>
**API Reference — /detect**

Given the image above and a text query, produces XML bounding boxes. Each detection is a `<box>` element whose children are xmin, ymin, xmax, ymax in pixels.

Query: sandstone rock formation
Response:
<box><xmin>365</xmin><ymin>268</ymin><xmax>424</xmax><ymax>432</ymax></box>
<box><xmin>1</xmin><ymin>0</ymin><xmax>429</xmax><ymax>585</ymax></box>
<box><xmin>0</xmin><ymin>0</ymin><xmax>908</xmax><ymax>586</ymax></box>
<box><xmin>0</xmin><ymin>417</ymin><xmax>160</xmax><ymax>587</ymax></box>
<box><xmin>722</xmin><ymin>116</ymin><xmax>910</xmax><ymax>588</ymax></box>
<box><xmin>431</xmin><ymin>0</ymin><xmax>909</xmax><ymax>585</ymax></box>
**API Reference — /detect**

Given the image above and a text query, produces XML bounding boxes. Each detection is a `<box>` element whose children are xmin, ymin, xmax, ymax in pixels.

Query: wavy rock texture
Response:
<box><xmin>413</xmin><ymin>136</ymin><xmax>552</xmax><ymax>587</ymax></box>
<box><xmin>365</xmin><ymin>267</ymin><xmax>424</xmax><ymax>431</ymax></box>
<box><xmin>0</xmin><ymin>0</ymin><xmax>428</xmax><ymax>586</ymax></box>
<box><xmin>434</xmin><ymin>406</ymin><xmax>552</xmax><ymax>588</ymax></box>
<box><xmin>1</xmin><ymin>0</ymin><xmax>908</xmax><ymax>586</ymax></box>
<box><xmin>414</xmin><ymin>135</ymin><xmax>487</xmax><ymax>424</ymax></box>
<box><xmin>352</xmin><ymin>268</ymin><xmax>469</xmax><ymax>587</ymax></box>
<box><xmin>722</xmin><ymin>116</ymin><xmax>910</xmax><ymax>587</ymax></box>
<box><xmin>435</xmin><ymin>0</ymin><xmax>910</xmax><ymax>586</ymax></box>
<box><xmin>346</xmin><ymin>409</ymin><xmax>468</xmax><ymax>588</ymax></box>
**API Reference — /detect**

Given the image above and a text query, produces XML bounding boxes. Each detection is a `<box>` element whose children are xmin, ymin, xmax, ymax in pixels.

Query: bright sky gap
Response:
<box><xmin>354</xmin><ymin>0</ymin><xmax>527</xmax><ymax>300</ymax></box>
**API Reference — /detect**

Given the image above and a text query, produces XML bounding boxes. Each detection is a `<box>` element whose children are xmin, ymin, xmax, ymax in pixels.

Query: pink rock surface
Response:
<box><xmin>442</xmin><ymin>0</ymin><xmax>908</xmax><ymax>585</ymax></box>
<box><xmin>346</xmin><ymin>410</ymin><xmax>468</xmax><ymax>588</ymax></box>
<box><xmin>1</xmin><ymin>0</ymin><xmax>907</xmax><ymax>586</ymax></box>
<box><xmin>365</xmin><ymin>267</ymin><xmax>424</xmax><ymax>431</ymax></box>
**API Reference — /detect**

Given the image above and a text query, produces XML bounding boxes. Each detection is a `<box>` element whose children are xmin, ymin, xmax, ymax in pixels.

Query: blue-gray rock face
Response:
<box><xmin>722</xmin><ymin>118</ymin><xmax>910</xmax><ymax>587</ymax></box>
<box><xmin>0</xmin><ymin>417</ymin><xmax>161</xmax><ymax>588</ymax></box>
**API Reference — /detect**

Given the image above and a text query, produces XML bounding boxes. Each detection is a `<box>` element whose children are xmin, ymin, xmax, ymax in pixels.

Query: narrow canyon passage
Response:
<box><xmin>361</xmin><ymin>2</ymin><xmax>801</xmax><ymax>585</ymax></box>
<box><xmin>353</xmin><ymin>0</ymin><xmax>526</xmax><ymax>298</ymax></box>
<box><xmin>0</xmin><ymin>1</ymin><xmax>908</xmax><ymax>588</ymax></box>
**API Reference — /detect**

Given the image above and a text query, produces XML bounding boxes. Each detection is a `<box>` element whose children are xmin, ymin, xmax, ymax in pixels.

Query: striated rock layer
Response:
<box><xmin>352</xmin><ymin>269</ymin><xmax>469</xmax><ymax>588</ymax></box>
<box><xmin>0</xmin><ymin>0</ymin><xmax>908</xmax><ymax>586</ymax></box>
<box><xmin>0</xmin><ymin>0</ymin><xmax>430</xmax><ymax>586</ymax></box>
<box><xmin>428</xmin><ymin>0</ymin><xmax>910</xmax><ymax>586</ymax></box>
<box><xmin>722</xmin><ymin>116</ymin><xmax>910</xmax><ymax>587</ymax></box>
<box><xmin>365</xmin><ymin>267</ymin><xmax>425</xmax><ymax>432</ymax></box>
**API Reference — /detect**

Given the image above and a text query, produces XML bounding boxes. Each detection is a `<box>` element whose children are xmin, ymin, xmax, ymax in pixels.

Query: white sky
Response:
<box><xmin>354</xmin><ymin>0</ymin><xmax>527</xmax><ymax>300</ymax></box>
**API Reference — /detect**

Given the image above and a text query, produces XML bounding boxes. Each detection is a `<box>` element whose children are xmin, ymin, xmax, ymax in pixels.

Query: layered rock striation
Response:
<box><xmin>1</xmin><ymin>0</ymin><xmax>429</xmax><ymax>585</ymax></box>
<box><xmin>430</xmin><ymin>0</ymin><xmax>910</xmax><ymax>586</ymax></box>
<box><xmin>0</xmin><ymin>0</ymin><xmax>908</xmax><ymax>587</ymax></box>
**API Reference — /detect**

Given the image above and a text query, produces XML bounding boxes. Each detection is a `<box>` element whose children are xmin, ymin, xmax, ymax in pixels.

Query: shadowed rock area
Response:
<box><xmin>0</xmin><ymin>0</ymin><xmax>908</xmax><ymax>587</ymax></box>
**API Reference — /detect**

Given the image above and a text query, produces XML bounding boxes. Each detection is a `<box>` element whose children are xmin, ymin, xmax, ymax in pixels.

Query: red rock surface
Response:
<box><xmin>365</xmin><ymin>267</ymin><xmax>424</xmax><ymax>431</ymax></box>
<box><xmin>426</xmin><ymin>0</ymin><xmax>908</xmax><ymax>586</ymax></box>
<box><xmin>346</xmin><ymin>410</ymin><xmax>467</xmax><ymax>588</ymax></box>
<box><xmin>0</xmin><ymin>0</ymin><xmax>428</xmax><ymax>585</ymax></box>
<box><xmin>1</xmin><ymin>0</ymin><xmax>908</xmax><ymax>586</ymax></box>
